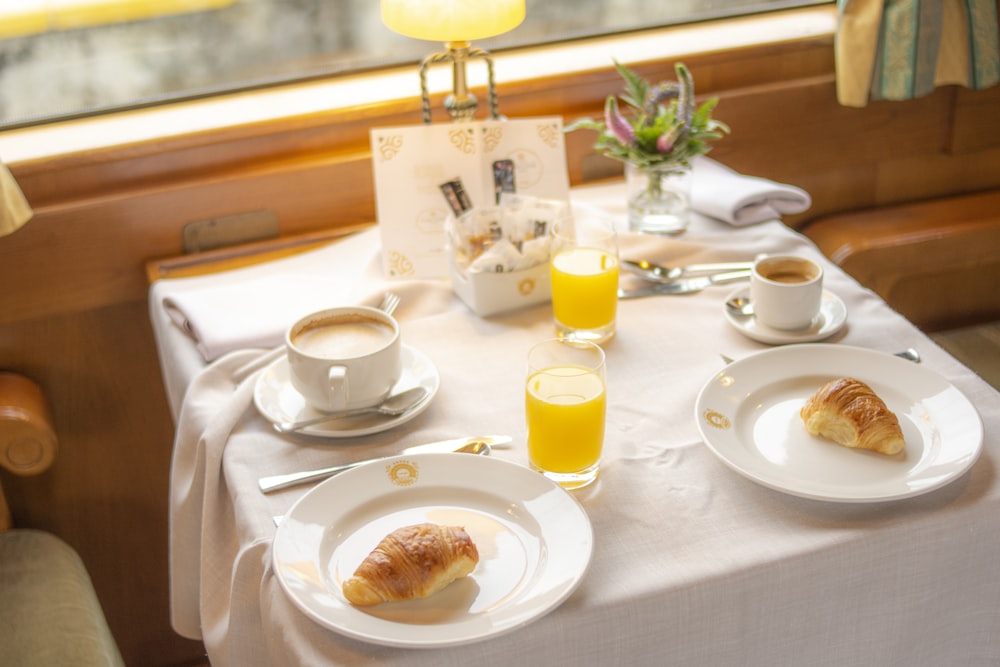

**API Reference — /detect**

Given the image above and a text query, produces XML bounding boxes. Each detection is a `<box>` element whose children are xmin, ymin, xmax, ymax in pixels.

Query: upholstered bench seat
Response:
<box><xmin>0</xmin><ymin>529</ymin><xmax>125</xmax><ymax>667</ymax></box>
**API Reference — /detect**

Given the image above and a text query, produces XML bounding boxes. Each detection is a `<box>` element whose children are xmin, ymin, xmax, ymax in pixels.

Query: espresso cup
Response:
<box><xmin>750</xmin><ymin>254</ymin><xmax>824</xmax><ymax>330</ymax></box>
<box><xmin>286</xmin><ymin>306</ymin><xmax>401</xmax><ymax>412</ymax></box>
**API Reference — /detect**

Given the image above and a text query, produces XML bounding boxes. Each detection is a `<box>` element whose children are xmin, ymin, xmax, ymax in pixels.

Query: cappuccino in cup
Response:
<box><xmin>292</xmin><ymin>315</ymin><xmax>394</xmax><ymax>358</ymax></box>
<box><xmin>286</xmin><ymin>306</ymin><xmax>401</xmax><ymax>412</ymax></box>
<box><xmin>750</xmin><ymin>255</ymin><xmax>824</xmax><ymax>330</ymax></box>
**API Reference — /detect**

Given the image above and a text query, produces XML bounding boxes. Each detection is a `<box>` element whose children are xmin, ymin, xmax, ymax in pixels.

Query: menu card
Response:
<box><xmin>370</xmin><ymin>117</ymin><xmax>570</xmax><ymax>278</ymax></box>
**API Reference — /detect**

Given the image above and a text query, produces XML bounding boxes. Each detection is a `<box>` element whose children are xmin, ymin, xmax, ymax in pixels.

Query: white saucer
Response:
<box><xmin>253</xmin><ymin>345</ymin><xmax>439</xmax><ymax>438</ymax></box>
<box><xmin>723</xmin><ymin>287</ymin><xmax>847</xmax><ymax>345</ymax></box>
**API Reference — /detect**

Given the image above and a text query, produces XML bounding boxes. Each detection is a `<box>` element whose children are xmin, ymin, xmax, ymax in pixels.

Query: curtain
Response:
<box><xmin>0</xmin><ymin>159</ymin><xmax>31</xmax><ymax>238</ymax></box>
<box><xmin>836</xmin><ymin>0</ymin><xmax>1000</xmax><ymax>107</ymax></box>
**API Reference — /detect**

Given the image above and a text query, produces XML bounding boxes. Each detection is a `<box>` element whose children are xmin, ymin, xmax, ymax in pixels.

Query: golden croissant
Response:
<box><xmin>800</xmin><ymin>377</ymin><xmax>905</xmax><ymax>455</ymax></box>
<box><xmin>342</xmin><ymin>523</ymin><xmax>479</xmax><ymax>606</ymax></box>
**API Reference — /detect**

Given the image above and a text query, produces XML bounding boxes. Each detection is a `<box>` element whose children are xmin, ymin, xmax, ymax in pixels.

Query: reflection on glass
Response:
<box><xmin>0</xmin><ymin>0</ymin><xmax>826</xmax><ymax>126</ymax></box>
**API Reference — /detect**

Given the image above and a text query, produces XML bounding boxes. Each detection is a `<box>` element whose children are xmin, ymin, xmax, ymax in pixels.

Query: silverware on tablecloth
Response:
<box><xmin>257</xmin><ymin>435</ymin><xmax>511</xmax><ymax>493</ymax></box>
<box><xmin>623</xmin><ymin>259</ymin><xmax>754</xmax><ymax>282</ymax></box>
<box><xmin>720</xmin><ymin>349</ymin><xmax>921</xmax><ymax>365</ymax></box>
<box><xmin>618</xmin><ymin>270</ymin><xmax>751</xmax><ymax>299</ymax></box>
<box><xmin>272</xmin><ymin>386</ymin><xmax>427</xmax><ymax>434</ymax></box>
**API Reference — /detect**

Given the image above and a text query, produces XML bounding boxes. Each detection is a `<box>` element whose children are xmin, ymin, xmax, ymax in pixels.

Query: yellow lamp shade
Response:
<box><xmin>381</xmin><ymin>0</ymin><xmax>525</xmax><ymax>42</ymax></box>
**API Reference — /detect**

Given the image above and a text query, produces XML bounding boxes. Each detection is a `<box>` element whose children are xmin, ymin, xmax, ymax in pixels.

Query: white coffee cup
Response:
<box><xmin>750</xmin><ymin>254</ymin><xmax>824</xmax><ymax>330</ymax></box>
<box><xmin>286</xmin><ymin>306</ymin><xmax>401</xmax><ymax>412</ymax></box>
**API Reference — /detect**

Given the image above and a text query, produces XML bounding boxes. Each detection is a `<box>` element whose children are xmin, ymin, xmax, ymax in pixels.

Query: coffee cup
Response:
<box><xmin>749</xmin><ymin>254</ymin><xmax>824</xmax><ymax>330</ymax></box>
<box><xmin>286</xmin><ymin>306</ymin><xmax>401</xmax><ymax>412</ymax></box>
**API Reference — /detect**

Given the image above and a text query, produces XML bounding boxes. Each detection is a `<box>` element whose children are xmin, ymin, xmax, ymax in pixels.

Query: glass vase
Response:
<box><xmin>625</xmin><ymin>161</ymin><xmax>693</xmax><ymax>234</ymax></box>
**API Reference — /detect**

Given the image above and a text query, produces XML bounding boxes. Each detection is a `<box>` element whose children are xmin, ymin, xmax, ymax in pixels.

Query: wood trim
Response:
<box><xmin>145</xmin><ymin>223</ymin><xmax>372</xmax><ymax>282</ymax></box>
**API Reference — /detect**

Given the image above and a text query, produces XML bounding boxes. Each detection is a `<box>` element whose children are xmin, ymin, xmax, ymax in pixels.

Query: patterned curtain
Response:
<box><xmin>836</xmin><ymin>0</ymin><xmax>1000</xmax><ymax>107</ymax></box>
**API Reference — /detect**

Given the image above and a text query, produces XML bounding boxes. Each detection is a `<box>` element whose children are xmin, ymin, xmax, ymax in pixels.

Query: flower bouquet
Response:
<box><xmin>568</xmin><ymin>61</ymin><xmax>729</xmax><ymax>233</ymax></box>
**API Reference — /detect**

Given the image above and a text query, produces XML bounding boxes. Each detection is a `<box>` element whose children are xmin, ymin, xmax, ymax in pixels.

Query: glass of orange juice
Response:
<box><xmin>550</xmin><ymin>211</ymin><xmax>619</xmax><ymax>344</ymax></box>
<box><xmin>525</xmin><ymin>338</ymin><xmax>607</xmax><ymax>489</ymax></box>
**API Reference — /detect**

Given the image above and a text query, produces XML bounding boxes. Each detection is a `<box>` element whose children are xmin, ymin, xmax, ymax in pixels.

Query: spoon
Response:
<box><xmin>625</xmin><ymin>258</ymin><xmax>754</xmax><ymax>282</ymax></box>
<box><xmin>725</xmin><ymin>295</ymin><xmax>754</xmax><ymax>317</ymax></box>
<box><xmin>273</xmin><ymin>386</ymin><xmax>427</xmax><ymax>434</ymax></box>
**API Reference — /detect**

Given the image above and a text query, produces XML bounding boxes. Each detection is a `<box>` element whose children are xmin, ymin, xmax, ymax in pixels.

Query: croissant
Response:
<box><xmin>342</xmin><ymin>523</ymin><xmax>479</xmax><ymax>606</ymax></box>
<box><xmin>800</xmin><ymin>377</ymin><xmax>905</xmax><ymax>455</ymax></box>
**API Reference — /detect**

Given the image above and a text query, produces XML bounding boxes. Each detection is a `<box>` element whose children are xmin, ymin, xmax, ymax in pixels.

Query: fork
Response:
<box><xmin>379</xmin><ymin>291</ymin><xmax>400</xmax><ymax>316</ymax></box>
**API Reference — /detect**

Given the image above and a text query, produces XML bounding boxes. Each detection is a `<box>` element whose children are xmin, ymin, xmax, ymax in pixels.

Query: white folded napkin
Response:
<box><xmin>162</xmin><ymin>274</ymin><xmax>350</xmax><ymax>362</ymax></box>
<box><xmin>691</xmin><ymin>156</ymin><xmax>811</xmax><ymax>226</ymax></box>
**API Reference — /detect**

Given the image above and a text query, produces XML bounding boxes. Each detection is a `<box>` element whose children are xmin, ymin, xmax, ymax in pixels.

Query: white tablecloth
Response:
<box><xmin>150</xmin><ymin>184</ymin><xmax>1000</xmax><ymax>666</ymax></box>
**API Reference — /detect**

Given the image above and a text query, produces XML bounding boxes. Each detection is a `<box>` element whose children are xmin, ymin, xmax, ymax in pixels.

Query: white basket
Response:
<box><xmin>449</xmin><ymin>257</ymin><xmax>551</xmax><ymax>317</ymax></box>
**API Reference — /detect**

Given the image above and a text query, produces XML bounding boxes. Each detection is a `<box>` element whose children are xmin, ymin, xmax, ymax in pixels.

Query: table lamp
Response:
<box><xmin>381</xmin><ymin>0</ymin><xmax>525</xmax><ymax>123</ymax></box>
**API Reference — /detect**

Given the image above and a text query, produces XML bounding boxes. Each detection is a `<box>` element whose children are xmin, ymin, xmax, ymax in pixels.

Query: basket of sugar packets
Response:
<box><xmin>444</xmin><ymin>184</ymin><xmax>568</xmax><ymax>317</ymax></box>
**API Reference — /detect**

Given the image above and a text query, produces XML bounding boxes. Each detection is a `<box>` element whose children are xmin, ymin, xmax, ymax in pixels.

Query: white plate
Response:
<box><xmin>724</xmin><ymin>286</ymin><xmax>847</xmax><ymax>344</ymax></box>
<box><xmin>254</xmin><ymin>344</ymin><xmax>439</xmax><ymax>437</ymax></box>
<box><xmin>271</xmin><ymin>453</ymin><xmax>593</xmax><ymax>647</ymax></box>
<box><xmin>695</xmin><ymin>344</ymin><xmax>983</xmax><ymax>502</ymax></box>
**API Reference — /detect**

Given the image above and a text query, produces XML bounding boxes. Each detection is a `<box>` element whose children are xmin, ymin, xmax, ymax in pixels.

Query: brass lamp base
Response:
<box><xmin>419</xmin><ymin>40</ymin><xmax>499</xmax><ymax>123</ymax></box>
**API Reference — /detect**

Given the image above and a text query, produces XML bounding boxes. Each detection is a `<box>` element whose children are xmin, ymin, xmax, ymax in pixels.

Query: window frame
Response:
<box><xmin>0</xmin><ymin>6</ymin><xmax>837</xmax><ymax>170</ymax></box>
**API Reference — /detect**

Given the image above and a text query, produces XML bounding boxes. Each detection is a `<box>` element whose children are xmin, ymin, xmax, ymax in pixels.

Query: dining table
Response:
<box><xmin>149</xmin><ymin>181</ymin><xmax>1000</xmax><ymax>666</ymax></box>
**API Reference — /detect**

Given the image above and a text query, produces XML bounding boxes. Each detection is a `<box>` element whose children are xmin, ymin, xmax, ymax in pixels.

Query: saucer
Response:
<box><xmin>723</xmin><ymin>286</ymin><xmax>847</xmax><ymax>345</ymax></box>
<box><xmin>253</xmin><ymin>345</ymin><xmax>439</xmax><ymax>438</ymax></box>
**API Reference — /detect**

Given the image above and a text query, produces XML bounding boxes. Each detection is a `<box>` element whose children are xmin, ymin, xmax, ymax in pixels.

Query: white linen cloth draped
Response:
<box><xmin>151</xmin><ymin>184</ymin><xmax>1000</xmax><ymax>666</ymax></box>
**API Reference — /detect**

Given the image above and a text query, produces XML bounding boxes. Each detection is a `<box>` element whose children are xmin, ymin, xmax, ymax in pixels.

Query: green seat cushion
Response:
<box><xmin>0</xmin><ymin>529</ymin><xmax>124</xmax><ymax>666</ymax></box>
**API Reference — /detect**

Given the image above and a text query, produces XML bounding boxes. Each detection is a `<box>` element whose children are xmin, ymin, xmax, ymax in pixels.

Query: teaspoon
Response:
<box><xmin>274</xmin><ymin>386</ymin><xmax>427</xmax><ymax>434</ymax></box>
<box><xmin>725</xmin><ymin>295</ymin><xmax>755</xmax><ymax>317</ymax></box>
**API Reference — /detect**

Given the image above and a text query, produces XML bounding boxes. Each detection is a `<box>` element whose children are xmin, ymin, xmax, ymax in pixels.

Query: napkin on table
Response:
<box><xmin>691</xmin><ymin>156</ymin><xmax>811</xmax><ymax>226</ymax></box>
<box><xmin>161</xmin><ymin>274</ymin><xmax>350</xmax><ymax>362</ymax></box>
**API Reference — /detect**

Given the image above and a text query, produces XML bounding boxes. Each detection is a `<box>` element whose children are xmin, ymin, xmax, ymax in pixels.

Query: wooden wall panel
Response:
<box><xmin>0</xmin><ymin>301</ymin><xmax>203</xmax><ymax>666</ymax></box>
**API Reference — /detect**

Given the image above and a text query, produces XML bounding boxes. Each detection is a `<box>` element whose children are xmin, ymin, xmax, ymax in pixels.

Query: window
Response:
<box><xmin>0</xmin><ymin>0</ymin><xmax>828</xmax><ymax>127</ymax></box>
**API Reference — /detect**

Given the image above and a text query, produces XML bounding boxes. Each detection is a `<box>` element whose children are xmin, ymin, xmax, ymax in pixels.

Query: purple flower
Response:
<box><xmin>644</xmin><ymin>82</ymin><xmax>680</xmax><ymax>120</ymax></box>
<box><xmin>675</xmin><ymin>63</ymin><xmax>694</xmax><ymax>124</ymax></box>
<box><xmin>604</xmin><ymin>97</ymin><xmax>636</xmax><ymax>147</ymax></box>
<box><xmin>656</xmin><ymin>125</ymin><xmax>683</xmax><ymax>153</ymax></box>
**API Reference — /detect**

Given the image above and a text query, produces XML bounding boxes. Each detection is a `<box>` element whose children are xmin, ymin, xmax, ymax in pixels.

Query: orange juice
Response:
<box><xmin>551</xmin><ymin>246</ymin><xmax>619</xmax><ymax>336</ymax></box>
<box><xmin>525</xmin><ymin>365</ymin><xmax>606</xmax><ymax>477</ymax></box>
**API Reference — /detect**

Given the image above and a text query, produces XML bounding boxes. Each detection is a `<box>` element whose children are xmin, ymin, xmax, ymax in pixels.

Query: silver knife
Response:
<box><xmin>618</xmin><ymin>270</ymin><xmax>752</xmax><ymax>299</ymax></box>
<box><xmin>258</xmin><ymin>435</ymin><xmax>511</xmax><ymax>493</ymax></box>
<box><xmin>623</xmin><ymin>259</ymin><xmax>754</xmax><ymax>281</ymax></box>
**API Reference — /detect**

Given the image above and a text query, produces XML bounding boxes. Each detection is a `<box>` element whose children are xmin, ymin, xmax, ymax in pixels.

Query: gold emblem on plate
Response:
<box><xmin>704</xmin><ymin>410</ymin><xmax>731</xmax><ymax>430</ymax></box>
<box><xmin>518</xmin><ymin>277</ymin><xmax>535</xmax><ymax>295</ymax></box>
<box><xmin>387</xmin><ymin>460</ymin><xmax>418</xmax><ymax>486</ymax></box>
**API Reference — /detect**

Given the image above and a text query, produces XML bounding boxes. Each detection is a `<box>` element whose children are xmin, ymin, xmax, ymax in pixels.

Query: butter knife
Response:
<box><xmin>258</xmin><ymin>435</ymin><xmax>511</xmax><ymax>493</ymax></box>
<box><xmin>618</xmin><ymin>270</ymin><xmax>752</xmax><ymax>299</ymax></box>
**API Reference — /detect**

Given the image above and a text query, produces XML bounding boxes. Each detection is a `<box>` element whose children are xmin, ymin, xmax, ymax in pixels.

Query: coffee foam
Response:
<box><xmin>293</xmin><ymin>315</ymin><xmax>393</xmax><ymax>358</ymax></box>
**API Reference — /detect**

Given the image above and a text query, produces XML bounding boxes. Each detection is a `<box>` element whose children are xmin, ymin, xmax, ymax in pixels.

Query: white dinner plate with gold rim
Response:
<box><xmin>694</xmin><ymin>344</ymin><xmax>983</xmax><ymax>502</ymax></box>
<box><xmin>253</xmin><ymin>344</ymin><xmax>439</xmax><ymax>437</ymax></box>
<box><xmin>271</xmin><ymin>452</ymin><xmax>593</xmax><ymax>648</ymax></box>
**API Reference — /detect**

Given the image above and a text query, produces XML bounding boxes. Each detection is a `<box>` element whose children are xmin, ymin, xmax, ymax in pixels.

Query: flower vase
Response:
<box><xmin>625</xmin><ymin>161</ymin><xmax>693</xmax><ymax>234</ymax></box>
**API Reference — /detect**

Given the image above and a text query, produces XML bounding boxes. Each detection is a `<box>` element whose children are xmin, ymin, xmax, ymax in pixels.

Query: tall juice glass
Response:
<box><xmin>525</xmin><ymin>338</ymin><xmax>607</xmax><ymax>489</ymax></box>
<box><xmin>550</xmin><ymin>212</ymin><xmax>619</xmax><ymax>344</ymax></box>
